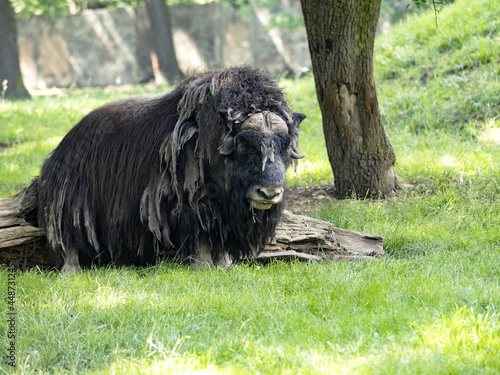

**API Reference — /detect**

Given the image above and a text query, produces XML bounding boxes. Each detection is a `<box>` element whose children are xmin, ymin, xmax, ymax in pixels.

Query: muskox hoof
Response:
<box><xmin>214</xmin><ymin>254</ymin><xmax>233</xmax><ymax>268</ymax></box>
<box><xmin>61</xmin><ymin>263</ymin><xmax>82</xmax><ymax>274</ymax></box>
<box><xmin>189</xmin><ymin>244</ymin><xmax>215</xmax><ymax>269</ymax></box>
<box><xmin>60</xmin><ymin>248</ymin><xmax>81</xmax><ymax>273</ymax></box>
<box><xmin>192</xmin><ymin>261</ymin><xmax>213</xmax><ymax>269</ymax></box>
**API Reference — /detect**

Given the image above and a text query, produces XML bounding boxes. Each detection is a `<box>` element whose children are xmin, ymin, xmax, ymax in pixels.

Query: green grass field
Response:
<box><xmin>1</xmin><ymin>0</ymin><xmax>499</xmax><ymax>373</ymax></box>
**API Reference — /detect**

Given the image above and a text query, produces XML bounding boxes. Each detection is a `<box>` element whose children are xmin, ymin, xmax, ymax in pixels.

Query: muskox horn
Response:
<box><xmin>265</xmin><ymin>112</ymin><xmax>289</xmax><ymax>133</ymax></box>
<box><xmin>241</xmin><ymin>112</ymin><xmax>265</xmax><ymax>132</ymax></box>
<box><xmin>241</xmin><ymin>112</ymin><xmax>289</xmax><ymax>133</ymax></box>
<box><xmin>290</xmin><ymin>143</ymin><xmax>305</xmax><ymax>159</ymax></box>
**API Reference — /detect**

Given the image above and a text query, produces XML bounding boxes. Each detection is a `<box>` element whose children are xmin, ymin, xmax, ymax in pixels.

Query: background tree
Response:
<box><xmin>144</xmin><ymin>0</ymin><xmax>184</xmax><ymax>84</ymax></box>
<box><xmin>0</xmin><ymin>0</ymin><xmax>31</xmax><ymax>100</ymax></box>
<box><xmin>300</xmin><ymin>0</ymin><xmax>399</xmax><ymax>198</ymax></box>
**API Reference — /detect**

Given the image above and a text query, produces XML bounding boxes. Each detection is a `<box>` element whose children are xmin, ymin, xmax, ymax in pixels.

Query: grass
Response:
<box><xmin>1</xmin><ymin>0</ymin><xmax>500</xmax><ymax>372</ymax></box>
<box><xmin>375</xmin><ymin>0</ymin><xmax>500</xmax><ymax>135</ymax></box>
<box><xmin>2</xmin><ymin>258</ymin><xmax>499</xmax><ymax>374</ymax></box>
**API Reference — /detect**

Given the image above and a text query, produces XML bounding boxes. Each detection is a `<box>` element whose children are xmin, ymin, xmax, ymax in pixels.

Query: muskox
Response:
<box><xmin>37</xmin><ymin>67</ymin><xmax>306</xmax><ymax>271</ymax></box>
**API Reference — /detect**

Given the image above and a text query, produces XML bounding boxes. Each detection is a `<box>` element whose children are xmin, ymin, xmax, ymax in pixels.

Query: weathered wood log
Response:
<box><xmin>0</xmin><ymin>181</ymin><xmax>53</xmax><ymax>269</ymax></box>
<box><xmin>0</xmin><ymin>182</ymin><xmax>44</xmax><ymax>247</ymax></box>
<box><xmin>258</xmin><ymin>212</ymin><xmax>383</xmax><ymax>262</ymax></box>
<box><xmin>0</xmin><ymin>183</ymin><xmax>383</xmax><ymax>270</ymax></box>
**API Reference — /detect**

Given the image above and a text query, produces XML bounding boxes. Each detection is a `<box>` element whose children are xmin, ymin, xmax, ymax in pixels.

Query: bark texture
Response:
<box><xmin>300</xmin><ymin>0</ymin><xmax>399</xmax><ymax>198</ymax></box>
<box><xmin>0</xmin><ymin>0</ymin><xmax>31</xmax><ymax>99</ymax></box>
<box><xmin>145</xmin><ymin>0</ymin><xmax>184</xmax><ymax>84</ymax></box>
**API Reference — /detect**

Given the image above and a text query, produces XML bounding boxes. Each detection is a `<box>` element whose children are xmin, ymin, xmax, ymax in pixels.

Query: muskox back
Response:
<box><xmin>37</xmin><ymin>67</ymin><xmax>305</xmax><ymax>271</ymax></box>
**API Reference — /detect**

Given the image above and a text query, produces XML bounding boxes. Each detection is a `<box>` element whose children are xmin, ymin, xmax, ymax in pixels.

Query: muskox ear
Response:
<box><xmin>219</xmin><ymin>134</ymin><xmax>235</xmax><ymax>155</ymax></box>
<box><xmin>290</xmin><ymin>112</ymin><xmax>306</xmax><ymax>160</ymax></box>
<box><xmin>218</xmin><ymin>114</ymin><xmax>236</xmax><ymax>155</ymax></box>
<box><xmin>218</xmin><ymin>108</ymin><xmax>244</xmax><ymax>123</ymax></box>
<box><xmin>218</xmin><ymin>108</ymin><xmax>244</xmax><ymax>155</ymax></box>
<box><xmin>292</xmin><ymin>113</ymin><xmax>307</xmax><ymax>127</ymax></box>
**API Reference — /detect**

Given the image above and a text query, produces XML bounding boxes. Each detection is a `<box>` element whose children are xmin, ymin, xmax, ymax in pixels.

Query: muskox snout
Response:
<box><xmin>247</xmin><ymin>186</ymin><xmax>284</xmax><ymax>210</ymax></box>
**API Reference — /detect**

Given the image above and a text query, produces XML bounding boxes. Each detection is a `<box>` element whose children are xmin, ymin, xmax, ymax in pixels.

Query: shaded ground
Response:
<box><xmin>285</xmin><ymin>183</ymin><xmax>424</xmax><ymax>215</ymax></box>
<box><xmin>285</xmin><ymin>185</ymin><xmax>337</xmax><ymax>215</ymax></box>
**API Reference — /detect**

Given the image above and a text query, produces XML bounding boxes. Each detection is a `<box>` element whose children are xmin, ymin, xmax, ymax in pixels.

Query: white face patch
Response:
<box><xmin>261</xmin><ymin>141</ymin><xmax>276</xmax><ymax>172</ymax></box>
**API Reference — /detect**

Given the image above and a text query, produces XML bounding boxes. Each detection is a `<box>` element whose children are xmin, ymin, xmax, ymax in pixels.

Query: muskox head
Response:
<box><xmin>219</xmin><ymin>109</ymin><xmax>305</xmax><ymax>210</ymax></box>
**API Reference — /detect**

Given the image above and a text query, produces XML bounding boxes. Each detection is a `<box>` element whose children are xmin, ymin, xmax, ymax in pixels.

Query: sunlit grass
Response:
<box><xmin>2</xmin><ymin>254</ymin><xmax>499</xmax><ymax>374</ymax></box>
<box><xmin>375</xmin><ymin>0</ymin><xmax>500</xmax><ymax>134</ymax></box>
<box><xmin>286</xmin><ymin>157</ymin><xmax>332</xmax><ymax>187</ymax></box>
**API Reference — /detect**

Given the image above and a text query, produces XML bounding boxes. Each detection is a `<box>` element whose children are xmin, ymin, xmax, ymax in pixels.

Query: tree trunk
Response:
<box><xmin>145</xmin><ymin>0</ymin><xmax>184</xmax><ymax>84</ymax></box>
<box><xmin>300</xmin><ymin>0</ymin><xmax>399</xmax><ymax>198</ymax></box>
<box><xmin>0</xmin><ymin>0</ymin><xmax>31</xmax><ymax>100</ymax></box>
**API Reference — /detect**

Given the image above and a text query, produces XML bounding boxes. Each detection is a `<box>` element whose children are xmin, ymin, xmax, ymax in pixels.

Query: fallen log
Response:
<box><xmin>259</xmin><ymin>211</ymin><xmax>383</xmax><ymax>262</ymax></box>
<box><xmin>1</xmin><ymin>183</ymin><xmax>384</xmax><ymax>270</ymax></box>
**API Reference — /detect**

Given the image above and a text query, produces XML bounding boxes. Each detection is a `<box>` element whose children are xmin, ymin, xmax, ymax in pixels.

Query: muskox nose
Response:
<box><xmin>257</xmin><ymin>187</ymin><xmax>283</xmax><ymax>200</ymax></box>
<box><xmin>247</xmin><ymin>186</ymin><xmax>284</xmax><ymax>210</ymax></box>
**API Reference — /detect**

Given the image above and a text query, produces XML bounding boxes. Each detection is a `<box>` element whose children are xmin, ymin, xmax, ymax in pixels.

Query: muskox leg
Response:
<box><xmin>60</xmin><ymin>247</ymin><xmax>82</xmax><ymax>273</ymax></box>
<box><xmin>213</xmin><ymin>252</ymin><xmax>233</xmax><ymax>268</ymax></box>
<box><xmin>190</xmin><ymin>241</ymin><xmax>214</xmax><ymax>269</ymax></box>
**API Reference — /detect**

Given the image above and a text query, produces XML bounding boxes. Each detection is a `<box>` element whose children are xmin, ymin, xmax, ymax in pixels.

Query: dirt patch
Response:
<box><xmin>284</xmin><ymin>183</ymin><xmax>429</xmax><ymax>214</ymax></box>
<box><xmin>285</xmin><ymin>185</ymin><xmax>338</xmax><ymax>215</ymax></box>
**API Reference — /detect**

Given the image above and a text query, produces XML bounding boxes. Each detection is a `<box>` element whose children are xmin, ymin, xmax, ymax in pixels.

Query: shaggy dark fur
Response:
<box><xmin>37</xmin><ymin>67</ymin><xmax>305</xmax><ymax>269</ymax></box>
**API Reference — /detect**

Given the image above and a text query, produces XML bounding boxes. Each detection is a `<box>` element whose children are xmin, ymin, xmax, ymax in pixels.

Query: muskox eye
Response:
<box><xmin>234</xmin><ymin>133</ymin><xmax>264</xmax><ymax>157</ymax></box>
<box><xmin>235</xmin><ymin>136</ymin><xmax>254</xmax><ymax>152</ymax></box>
